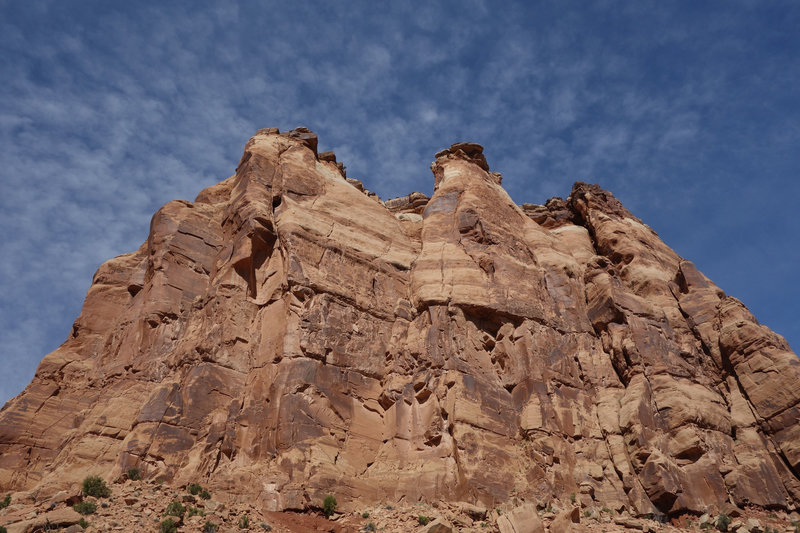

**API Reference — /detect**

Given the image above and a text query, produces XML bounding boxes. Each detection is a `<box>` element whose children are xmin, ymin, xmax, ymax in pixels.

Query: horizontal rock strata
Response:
<box><xmin>1</xmin><ymin>127</ymin><xmax>799</xmax><ymax>518</ymax></box>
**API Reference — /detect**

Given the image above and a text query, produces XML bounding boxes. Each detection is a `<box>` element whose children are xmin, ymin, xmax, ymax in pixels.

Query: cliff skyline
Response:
<box><xmin>1</xmin><ymin>2</ymin><xmax>798</xmax><ymax>409</ymax></box>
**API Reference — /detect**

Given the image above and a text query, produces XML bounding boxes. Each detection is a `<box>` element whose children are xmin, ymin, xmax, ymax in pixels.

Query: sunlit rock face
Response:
<box><xmin>1</xmin><ymin>127</ymin><xmax>799</xmax><ymax>516</ymax></box>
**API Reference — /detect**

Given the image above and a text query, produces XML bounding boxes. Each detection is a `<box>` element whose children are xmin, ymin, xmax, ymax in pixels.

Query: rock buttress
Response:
<box><xmin>1</xmin><ymin>129</ymin><xmax>799</xmax><ymax>517</ymax></box>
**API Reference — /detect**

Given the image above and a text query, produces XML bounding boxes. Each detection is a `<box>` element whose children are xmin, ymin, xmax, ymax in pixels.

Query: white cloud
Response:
<box><xmin>0</xmin><ymin>1</ymin><xmax>798</xmax><ymax>404</ymax></box>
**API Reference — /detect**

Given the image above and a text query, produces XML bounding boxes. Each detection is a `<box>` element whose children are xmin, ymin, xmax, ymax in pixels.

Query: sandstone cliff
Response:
<box><xmin>1</xmin><ymin>127</ymin><xmax>799</xmax><ymax>519</ymax></box>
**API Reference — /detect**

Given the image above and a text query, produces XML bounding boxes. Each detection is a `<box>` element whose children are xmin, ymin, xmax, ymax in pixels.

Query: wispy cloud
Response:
<box><xmin>1</xmin><ymin>0</ymin><xmax>798</xmax><ymax>403</ymax></box>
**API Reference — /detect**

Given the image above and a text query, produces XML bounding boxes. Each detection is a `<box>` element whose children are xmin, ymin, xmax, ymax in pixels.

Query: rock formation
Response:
<box><xmin>1</xmin><ymin>127</ymin><xmax>799</xmax><ymax>519</ymax></box>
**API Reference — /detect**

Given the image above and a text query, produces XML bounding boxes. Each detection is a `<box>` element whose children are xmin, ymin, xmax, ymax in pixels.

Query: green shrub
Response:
<box><xmin>362</xmin><ymin>511</ymin><xmax>370</xmax><ymax>518</ymax></box>
<box><xmin>78</xmin><ymin>518</ymin><xmax>89</xmax><ymax>528</ymax></box>
<box><xmin>418</xmin><ymin>515</ymin><xmax>430</xmax><ymax>526</ymax></box>
<box><xmin>165</xmin><ymin>500</ymin><xmax>186</xmax><ymax>518</ymax></box>
<box><xmin>0</xmin><ymin>494</ymin><xmax>10</xmax><ymax>509</ymax></box>
<box><xmin>716</xmin><ymin>513</ymin><xmax>731</xmax><ymax>532</ymax></box>
<box><xmin>200</xmin><ymin>489</ymin><xmax>211</xmax><ymax>500</ymax></box>
<box><xmin>82</xmin><ymin>476</ymin><xmax>111</xmax><ymax>498</ymax></box>
<box><xmin>570</xmin><ymin>492</ymin><xmax>576</xmax><ymax>503</ymax></box>
<box><xmin>239</xmin><ymin>514</ymin><xmax>250</xmax><ymax>529</ymax></box>
<box><xmin>0</xmin><ymin>526</ymin><xmax>7</xmax><ymax>533</ymax></box>
<box><xmin>127</xmin><ymin>468</ymin><xmax>140</xmax><ymax>481</ymax></box>
<box><xmin>73</xmin><ymin>501</ymin><xmax>97</xmax><ymax>515</ymax></box>
<box><xmin>203</xmin><ymin>521</ymin><xmax>219</xmax><ymax>533</ymax></box>
<box><xmin>364</xmin><ymin>523</ymin><xmax>376</xmax><ymax>532</ymax></box>
<box><xmin>188</xmin><ymin>506</ymin><xmax>205</xmax><ymax>517</ymax></box>
<box><xmin>323</xmin><ymin>495</ymin><xmax>337</xmax><ymax>517</ymax></box>
<box><xmin>188</xmin><ymin>482</ymin><xmax>203</xmax><ymax>495</ymax></box>
<box><xmin>160</xmin><ymin>518</ymin><xmax>179</xmax><ymax>533</ymax></box>
<box><xmin>600</xmin><ymin>506</ymin><xmax>611</xmax><ymax>514</ymax></box>
<box><xmin>583</xmin><ymin>509</ymin><xmax>592</xmax><ymax>518</ymax></box>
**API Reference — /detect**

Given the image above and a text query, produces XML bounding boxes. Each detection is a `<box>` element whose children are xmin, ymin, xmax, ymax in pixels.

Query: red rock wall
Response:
<box><xmin>1</xmin><ymin>128</ymin><xmax>798</xmax><ymax>516</ymax></box>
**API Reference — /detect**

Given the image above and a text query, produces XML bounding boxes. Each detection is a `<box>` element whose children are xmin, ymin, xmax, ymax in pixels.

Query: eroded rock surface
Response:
<box><xmin>1</xmin><ymin>128</ymin><xmax>799</xmax><ymax>519</ymax></box>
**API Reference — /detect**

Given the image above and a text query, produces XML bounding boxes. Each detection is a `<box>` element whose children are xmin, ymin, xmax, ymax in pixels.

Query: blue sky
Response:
<box><xmin>1</xmin><ymin>0</ymin><xmax>798</xmax><ymax>405</ymax></box>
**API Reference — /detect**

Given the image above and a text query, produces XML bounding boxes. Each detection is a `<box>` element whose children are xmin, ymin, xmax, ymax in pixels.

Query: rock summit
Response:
<box><xmin>1</xmin><ymin>127</ymin><xmax>799</xmax><ymax>520</ymax></box>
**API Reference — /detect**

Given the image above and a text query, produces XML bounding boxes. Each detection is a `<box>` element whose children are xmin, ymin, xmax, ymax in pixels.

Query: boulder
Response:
<box><xmin>497</xmin><ymin>503</ymin><xmax>545</xmax><ymax>533</ymax></box>
<box><xmin>548</xmin><ymin>506</ymin><xmax>579</xmax><ymax>533</ymax></box>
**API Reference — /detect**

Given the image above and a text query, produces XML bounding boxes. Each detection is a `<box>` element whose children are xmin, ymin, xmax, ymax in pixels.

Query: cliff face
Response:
<box><xmin>1</xmin><ymin>128</ymin><xmax>799</xmax><ymax>516</ymax></box>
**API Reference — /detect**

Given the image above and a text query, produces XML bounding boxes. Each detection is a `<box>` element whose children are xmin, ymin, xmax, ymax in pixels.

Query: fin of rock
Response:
<box><xmin>1</xmin><ymin>128</ymin><xmax>799</xmax><ymax>516</ymax></box>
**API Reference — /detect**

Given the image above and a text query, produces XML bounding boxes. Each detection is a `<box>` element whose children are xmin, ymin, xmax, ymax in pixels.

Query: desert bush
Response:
<box><xmin>418</xmin><ymin>515</ymin><xmax>430</xmax><ymax>525</ymax></box>
<box><xmin>200</xmin><ymin>489</ymin><xmax>211</xmax><ymax>500</ymax></box>
<box><xmin>570</xmin><ymin>492</ymin><xmax>576</xmax><ymax>503</ymax></box>
<box><xmin>73</xmin><ymin>501</ymin><xmax>97</xmax><ymax>515</ymax></box>
<box><xmin>78</xmin><ymin>518</ymin><xmax>89</xmax><ymax>528</ymax></box>
<box><xmin>188</xmin><ymin>506</ymin><xmax>205</xmax><ymax>517</ymax></box>
<box><xmin>0</xmin><ymin>526</ymin><xmax>7</xmax><ymax>533</ymax></box>
<box><xmin>654</xmin><ymin>513</ymin><xmax>668</xmax><ymax>524</ymax></box>
<box><xmin>203</xmin><ymin>521</ymin><xmax>219</xmax><ymax>533</ymax></box>
<box><xmin>0</xmin><ymin>494</ymin><xmax>10</xmax><ymax>509</ymax></box>
<box><xmin>127</xmin><ymin>468</ymin><xmax>140</xmax><ymax>481</ymax></box>
<box><xmin>364</xmin><ymin>523</ymin><xmax>376</xmax><ymax>532</ymax></box>
<box><xmin>82</xmin><ymin>476</ymin><xmax>111</xmax><ymax>498</ymax></box>
<box><xmin>188</xmin><ymin>482</ymin><xmax>203</xmax><ymax>495</ymax></box>
<box><xmin>362</xmin><ymin>511</ymin><xmax>370</xmax><ymax>518</ymax></box>
<box><xmin>323</xmin><ymin>495</ymin><xmax>337</xmax><ymax>517</ymax></box>
<box><xmin>165</xmin><ymin>500</ymin><xmax>186</xmax><ymax>518</ymax></box>
<box><xmin>160</xmin><ymin>518</ymin><xmax>178</xmax><ymax>533</ymax></box>
<box><xmin>716</xmin><ymin>513</ymin><xmax>731</xmax><ymax>532</ymax></box>
<box><xmin>239</xmin><ymin>514</ymin><xmax>250</xmax><ymax>529</ymax></box>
